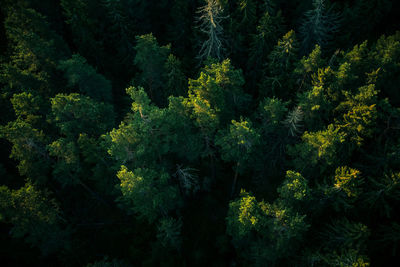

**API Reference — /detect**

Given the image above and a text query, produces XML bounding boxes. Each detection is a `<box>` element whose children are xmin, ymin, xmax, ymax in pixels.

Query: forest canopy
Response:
<box><xmin>1</xmin><ymin>0</ymin><xmax>400</xmax><ymax>266</ymax></box>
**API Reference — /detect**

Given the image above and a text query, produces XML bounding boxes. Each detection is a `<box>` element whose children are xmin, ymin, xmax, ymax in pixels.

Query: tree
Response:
<box><xmin>294</xmin><ymin>44</ymin><xmax>327</xmax><ymax>92</ymax></box>
<box><xmin>0</xmin><ymin>182</ymin><xmax>69</xmax><ymax>255</ymax></box>
<box><xmin>50</xmin><ymin>93</ymin><xmax>114</xmax><ymax>138</ymax></box>
<box><xmin>299</xmin><ymin>0</ymin><xmax>341</xmax><ymax>54</ymax></box>
<box><xmin>60</xmin><ymin>0</ymin><xmax>105</xmax><ymax>64</ymax></box>
<box><xmin>227</xmin><ymin>0</ymin><xmax>258</xmax><ymax>66</ymax></box>
<box><xmin>48</xmin><ymin>93</ymin><xmax>115</xmax><ymax>189</ymax></box>
<box><xmin>226</xmin><ymin>189</ymin><xmax>309</xmax><ymax>265</ymax></box>
<box><xmin>0</xmin><ymin>92</ymin><xmax>51</xmax><ymax>184</ymax></box>
<box><xmin>0</xmin><ymin>1</ymin><xmax>69</xmax><ymax>96</ymax></box>
<box><xmin>102</xmin><ymin>0</ymin><xmax>135</xmax><ymax>63</ymax></box>
<box><xmin>58</xmin><ymin>55</ymin><xmax>113</xmax><ymax>103</ymax></box>
<box><xmin>163</xmin><ymin>54</ymin><xmax>187</xmax><ymax>98</ymax></box>
<box><xmin>259</xmin><ymin>30</ymin><xmax>299</xmax><ymax>99</ymax></box>
<box><xmin>288</xmin><ymin>124</ymin><xmax>347</xmax><ymax>175</ymax></box>
<box><xmin>133</xmin><ymin>34</ymin><xmax>171</xmax><ymax>105</ymax></box>
<box><xmin>196</xmin><ymin>0</ymin><xmax>226</xmax><ymax>62</ymax></box>
<box><xmin>183</xmin><ymin>59</ymin><xmax>249</xmax><ymax>171</ymax></box>
<box><xmin>116</xmin><ymin>166</ymin><xmax>182</xmax><ymax>223</ymax></box>
<box><xmin>277</xmin><ymin>170</ymin><xmax>310</xmax><ymax>207</ymax></box>
<box><xmin>216</xmin><ymin>118</ymin><xmax>260</xmax><ymax>195</ymax></box>
<box><xmin>247</xmin><ymin>10</ymin><xmax>284</xmax><ymax>90</ymax></box>
<box><xmin>156</xmin><ymin>216</ymin><xmax>183</xmax><ymax>250</ymax></box>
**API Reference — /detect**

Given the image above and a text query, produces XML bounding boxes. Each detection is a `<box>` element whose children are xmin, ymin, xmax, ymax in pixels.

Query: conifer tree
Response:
<box><xmin>0</xmin><ymin>182</ymin><xmax>70</xmax><ymax>255</ymax></box>
<box><xmin>196</xmin><ymin>0</ymin><xmax>226</xmax><ymax>62</ymax></box>
<box><xmin>0</xmin><ymin>1</ymin><xmax>69</xmax><ymax>96</ymax></box>
<box><xmin>0</xmin><ymin>92</ymin><xmax>51</xmax><ymax>184</ymax></box>
<box><xmin>259</xmin><ymin>30</ymin><xmax>299</xmax><ymax>99</ymax></box>
<box><xmin>116</xmin><ymin>166</ymin><xmax>182</xmax><ymax>223</ymax></box>
<box><xmin>247</xmin><ymin>10</ymin><xmax>284</xmax><ymax>91</ymax></box>
<box><xmin>226</xmin><ymin>189</ymin><xmax>309</xmax><ymax>265</ymax></box>
<box><xmin>299</xmin><ymin>0</ymin><xmax>340</xmax><ymax>54</ymax></box>
<box><xmin>58</xmin><ymin>55</ymin><xmax>113</xmax><ymax>103</ymax></box>
<box><xmin>133</xmin><ymin>34</ymin><xmax>171</xmax><ymax>105</ymax></box>
<box><xmin>216</xmin><ymin>118</ymin><xmax>260</xmax><ymax>195</ymax></box>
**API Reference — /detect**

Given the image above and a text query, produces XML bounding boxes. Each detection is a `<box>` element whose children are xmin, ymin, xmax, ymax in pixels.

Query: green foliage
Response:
<box><xmin>335</xmin><ymin>84</ymin><xmax>378</xmax><ymax>146</ymax></box>
<box><xmin>299</xmin><ymin>0</ymin><xmax>341</xmax><ymax>54</ymax></box>
<box><xmin>108</xmin><ymin>86</ymin><xmax>202</xmax><ymax>167</ymax></box>
<box><xmin>185</xmin><ymin>59</ymin><xmax>248</xmax><ymax>132</ymax></box>
<box><xmin>102</xmin><ymin>0</ymin><xmax>135</xmax><ymax>63</ymax></box>
<box><xmin>247</xmin><ymin>10</ymin><xmax>284</xmax><ymax>88</ymax></box>
<box><xmin>249</xmin><ymin>10</ymin><xmax>284</xmax><ymax>65</ymax></box>
<box><xmin>0</xmin><ymin>119</ymin><xmax>50</xmax><ymax>183</ymax></box>
<box><xmin>378</xmin><ymin>222</ymin><xmax>400</xmax><ymax>256</ymax></box>
<box><xmin>133</xmin><ymin>34</ymin><xmax>171</xmax><ymax>105</ymax></box>
<box><xmin>226</xmin><ymin>190</ymin><xmax>260</xmax><ymax>238</ymax></box>
<box><xmin>58</xmin><ymin>55</ymin><xmax>113</xmax><ymax>102</ymax></box>
<box><xmin>226</xmin><ymin>189</ymin><xmax>309</xmax><ymax>264</ymax></box>
<box><xmin>289</xmin><ymin>124</ymin><xmax>347</xmax><ymax>172</ymax></box>
<box><xmin>60</xmin><ymin>0</ymin><xmax>104</xmax><ymax>63</ymax></box>
<box><xmin>258</xmin><ymin>97</ymin><xmax>288</xmax><ymax>129</ymax></box>
<box><xmin>321</xmin><ymin>218</ymin><xmax>370</xmax><ymax>250</ymax></box>
<box><xmin>297</xmin><ymin>66</ymin><xmax>336</xmax><ymax>130</ymax></box>
<box><xmin>260</xmin><ymin>30</ymin><xmax>299</xmax><ymax>99</ymax></box>
<box><xmin>333</xmin><ymin>166</ymin><xmax>363</xmax><ymax>198</ymax></box>
<box><xmin>364</xmin><ymin>172</ymin><xmax>400</xmax><ymax>218</ymax></box>
<box><xmin>164</xmin><ymin>54</ymin><xmax>187</xmax><ymax>97</ymax></box>
<box><xmin>9</xmin><ymin>91</ymin><xmax>47</xmax><ymax>126</ymax></box>
<box><xmin>0</xmin><ymin>1</ymin><xmax>69</xmax><ymax>96</ymax></box>
<box><xmin>278</xmin><ymin>170</ymin><xmax>309</xmax><ymax>205</ymax></box>
<box><xmin>116</xmin><ymin>166</ymin><xmax>182</xmax><ymax>223</ymax></box>
<box><xmin>50</xmin><ymin>93</ymin><xmax>114</xmax><ymax>138</ymax></box>
<box><xmin>0</xmin><ymin>183</ymin><xmax>69</xmax><ymax>255</ymax></box>
<box><xmin>310</xmin><ymin>249</ymin><xmax>370</xmax><ymax>267</ymax></box>
<box><xmin>1</xmin><ymin>1</ymin><xmax>400</xmax><ymax>266</ymax></box>
<box><xmin>156</xmin><ymin>217</ymin><xmax>182</xmax><ymax>250</ymax></box>
<box><xmin>295</xmin><ymin>44</ymin><xmax>327</xmax><ymax>90</ymax></box>
<box><xmin>216</xmin><ymin>117</ymin><xmax>260</xmax><ymax>169</ymax></box>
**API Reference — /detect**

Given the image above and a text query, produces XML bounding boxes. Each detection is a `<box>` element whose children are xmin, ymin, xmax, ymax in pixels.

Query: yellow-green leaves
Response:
<box><xmin>278</xmin><ymin>171</ymin><xmax>309</xmax><ymax>203</ymax></box>
<box><xmin>334</xmin><ymin>166</ymin><xmax>362</xmax><ymax>198</ymax></box>
<box><xmin>0</xmin><ymin>183</ymin><xmax>68</xmax><ymax>255</ymax></box>
<box><xmin>289</xmin><ymin>124</ymin><xmax>347</xmax><ymax>169</ymax></box>
<box><xmin>226</xmin><ymin>190</ymin><xmax>261</xmax><ymax>239</ymax></box>
<box><xmin>186</xmin><ymin>59</ymin><xmax>247</xmax><ymax>129</ymax></box>
<box><xmin>226</xmin><ymin>189</ymin><xmax>309</xmax><ymax>264</ymax></box>
<box><xmin>116</xmin><ymin>166</ymin><xmax>182</xmax><ymax>223</ymax></box>
<box><xmin>50</xmin><ymin>93</ymin><xmax>114</xmax><ymax>138</ymax></box>
<box><xmin>216</xmin><ymin>117</ymin><xmax>260</xmax><ymax>165</ymax></box>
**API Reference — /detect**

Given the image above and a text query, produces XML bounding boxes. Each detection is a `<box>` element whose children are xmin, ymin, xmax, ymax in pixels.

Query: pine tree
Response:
<box><xmin>226</xmin><ymin>189</ymin><xmax>309</xmax><ymax>265</ymax></box>
<box><xmin>133</xmin><ymin>34</ymin><xmax>171</xmax><ymax>105</ymax></box>
<box><xmin>259</xmin><ymin>30</ymin><xmax>299</xmax><ymax>99</ymax></box>
<box><xmin>216</xmin><ymin>118</ymin><xmax>261</xmax><ymax>195</ymax></box>
<box><xmin>283</xmin><ymin>106</ymin><xmax>303</xmax><ymax>137</ymax></box>
<box><xmin>58</xmin><ymin>55</ymin><xmax>113</xmax><ymax>103</ymax></box>
<box><xmin>0</xmin><ymin>1</ymin><xmax>69</xmax><ymax>96</ymax></box>
<box><xmin>299</xmin><ymin>0</ymin><xmax>341</xmax><ymax>54</ymax></box>
<box><xmin>196</xmin><ymin>0</ymin><xmax>226</xmax><ymax>63</ymax></box>
<box><xmin>0</xmin><ymin>182</ymin><xmax>70</xmax><ymax>255</ymax></box>
<box><xmin>247</xmin><ymin>10</ymin><xmax>284</xmax><ymax>91</ymax></box>
<box><xmin>0</xmin><ymin>92</ymin><xmax>51</xmax><ymax>184</ymax></box>
<box><xmin>116</xmin><ymin>166</ymin><xmax>182</xmax><ymax>223</ymax></box>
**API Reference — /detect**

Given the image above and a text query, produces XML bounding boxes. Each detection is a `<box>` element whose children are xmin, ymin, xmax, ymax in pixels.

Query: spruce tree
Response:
<box><xmin>299</xmin><ymin>0</ymin><xmax>340</xmax><ymax>54</ymax></box>
<box><xmin>196</xmin><ymin>0</ymin><xmax>226</xmax><ymax>62</ymax></box>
